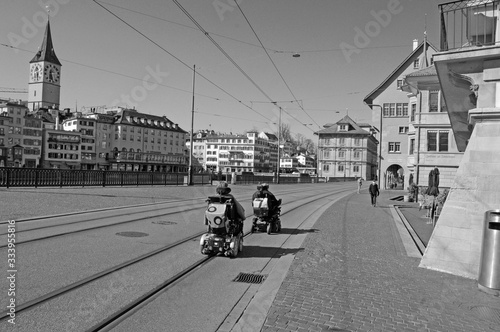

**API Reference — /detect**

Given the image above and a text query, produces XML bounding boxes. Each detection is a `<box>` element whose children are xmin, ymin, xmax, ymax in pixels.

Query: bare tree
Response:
<box><xmin>274</xmin><ymin>123</ymin><xmax>292</xmax><ymax>143</ymax></box>
<box><xmin>292</xmin><ymin>133</ymin><xmax>316</xmax><ymax>155</ymax></box>
<box><xmin>243</xmin><ymin>126</ymin><xmax>260</xmax><ymax>134</ymax></box>
<box><xmin>303</xmin><ymin>138</ymin><xmax>316</xmax><ymax>155</ymax></box>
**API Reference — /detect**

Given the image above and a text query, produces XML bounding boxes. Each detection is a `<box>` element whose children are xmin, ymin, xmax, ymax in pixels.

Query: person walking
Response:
<box><xmin>357</xmin><ymin>177</ymin><xmax>364</xmax><ymax>193</ymax></box>
<box><xmin>369</xmin><ymin>180</ymin><xmax>380</xmax><ymax>207</ymax></box>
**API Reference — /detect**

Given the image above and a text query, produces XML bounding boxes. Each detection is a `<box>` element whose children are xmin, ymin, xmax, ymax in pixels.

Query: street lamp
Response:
<box><xmin>366</xmin><ymin>104</ymin><xmax>383</xmax><ymax>188</ymax></box>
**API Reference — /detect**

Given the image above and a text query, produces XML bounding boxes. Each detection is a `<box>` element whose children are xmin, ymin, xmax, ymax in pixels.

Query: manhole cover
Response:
<box><xmin>116</xmin><ymin>232</ymin><xmax>149</xmax><ymax>237</ymax></box>
<box><xmin>152</xmin><ymin>221</ymin><xmax>178</xmax><ymax>225</ymax></box>
<box><xmin>233</xmin><ymin>273</ymin><xmax>267</xmax><ymax>284</ymax></box>
<box><xmin>470</xmin><ymin>306</ymin><xmax>500</xmax><ymax>323</ymax></box>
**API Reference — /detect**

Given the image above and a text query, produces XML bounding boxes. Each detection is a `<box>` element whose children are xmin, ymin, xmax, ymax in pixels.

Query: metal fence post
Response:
<box><xmin>102</xmin><ymin>171</ymin><xmax>106</xmax><ymax>187</ymax></box>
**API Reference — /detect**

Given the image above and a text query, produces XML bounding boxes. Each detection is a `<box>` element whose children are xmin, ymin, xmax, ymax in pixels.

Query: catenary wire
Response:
<box><xmin>233</xmin><ymin>1</ymin><xmax>320</xmax><ymax>130</ymax></box>
<box><xmin>94</xmin><ymin>1</ymin><xmax>433</xmax><ymax>56</ymax></box>
<box><xmin>92</xmin><ymin>0</ymin><xmax>274</xmax><ymax>123</ymax></box>
<box><xmin>170</xmin><ymin>0</ymin><xmax>315</xmax><ymax>133</ymax></box>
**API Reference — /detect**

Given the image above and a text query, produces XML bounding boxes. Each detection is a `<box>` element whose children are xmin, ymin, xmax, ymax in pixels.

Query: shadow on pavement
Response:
<box><xmin>275</xmin><ymin>228</ymin><xmax>320</xmax><ymax>235</ymax></box>
<box><xmin>238</xmin><ymin>246</ymin><xmax>304</xmax><ymax>258</ymax></box>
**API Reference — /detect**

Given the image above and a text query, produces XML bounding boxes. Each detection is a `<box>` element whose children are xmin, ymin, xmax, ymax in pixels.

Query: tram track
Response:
<box><xmin>0</xmin><ymin>187</ymin><xmax>352</xmax><ymax>325</ymax></box>
<box><xmin>89</xmin><ymin>188</ymin><xmax>349</xmax><ymax>332</ymax></box>
<box><xmin>0</xmin><ymin>187</ymin><xmax>324</xmax><ymax>247</ymax></box>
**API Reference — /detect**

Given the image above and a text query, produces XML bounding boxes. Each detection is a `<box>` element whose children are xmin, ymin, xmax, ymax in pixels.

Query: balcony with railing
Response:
<box><xmin>434</xmin><ymin>0</ymin><xmax>500</xmax><ymax>152</ymax></box>
<box><xmin>439</xmin><ymin>0</ymin><xmax>500</xmax><ymax>51</ymax></box>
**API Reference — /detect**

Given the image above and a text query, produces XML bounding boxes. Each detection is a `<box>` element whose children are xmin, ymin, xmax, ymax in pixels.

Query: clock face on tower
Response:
<box><xmin>44</xmin><ymin>64</ymin><xmax>60</xmax><ymax>84</ymax></box>
<box><xmin>30</xmin><ymin>63</ymin><xmax>43</xmax><ymax>82</ymax></box>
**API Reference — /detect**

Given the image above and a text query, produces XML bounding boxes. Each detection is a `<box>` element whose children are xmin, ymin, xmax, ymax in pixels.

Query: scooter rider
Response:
<box><xmin>216</xmin><ymin>182</ymin><xmax>245</xmax><ymax>231</ymax></box>
<box><xmin>260</xmin><ymin>183</ymin><xmax>279</xmax><ymax>215</ymax></box>
<box><xmin>252</xmin><ymin>184</ymin><xmax>263</xmax><ymax>201</ymax></box>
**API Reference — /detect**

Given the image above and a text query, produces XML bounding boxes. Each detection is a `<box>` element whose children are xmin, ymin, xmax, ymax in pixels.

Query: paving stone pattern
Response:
<box><xmin>262</xmin><ymin>192</ymin><xmax>500</xmax><ymax>332</ymax></box>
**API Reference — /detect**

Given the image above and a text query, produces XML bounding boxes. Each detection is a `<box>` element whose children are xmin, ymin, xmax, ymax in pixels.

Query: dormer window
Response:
<box><xmin>339</xmin><ymin>124</ymin><xmax>348</xmax><ymax>131</ymax></box>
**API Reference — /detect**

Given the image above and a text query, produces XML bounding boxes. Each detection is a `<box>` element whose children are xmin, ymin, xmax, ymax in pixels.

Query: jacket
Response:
<box><xmin>369</xmin><ymin>183</ymin><xmax>379</xmax><ymax>196</ymax></box>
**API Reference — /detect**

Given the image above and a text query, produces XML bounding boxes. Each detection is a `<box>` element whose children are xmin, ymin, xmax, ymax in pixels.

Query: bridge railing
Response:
<box><xmin>0</xmin><ymin>168</ymin><xmax>212</xmax><ymax>188</ymax></box>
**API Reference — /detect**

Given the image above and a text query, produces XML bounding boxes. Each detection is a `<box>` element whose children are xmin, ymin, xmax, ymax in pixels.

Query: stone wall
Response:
<box><xmin>419</xmin><ymin>120</ymin><xmax>500</xmax><ymax>279</ymax></box>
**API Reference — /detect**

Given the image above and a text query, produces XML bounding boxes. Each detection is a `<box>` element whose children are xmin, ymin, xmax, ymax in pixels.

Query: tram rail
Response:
<box><xmin>90</xmin><ymin>189</ymin><xmax>349</xmax><ymax>332</ymax></box>
<box><xmin>0</xmin><ymin>187</ymin><xmax>352</xmax><ymax>325</ymax></box>
<box><xmin>0</xmin><ymin>187</ymin><xmax>323</xmax><ymax>247</ymax></box>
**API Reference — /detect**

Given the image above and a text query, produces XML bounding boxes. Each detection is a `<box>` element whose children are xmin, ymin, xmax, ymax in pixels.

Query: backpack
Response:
<box><xmin>253</xmin><ymin>197</ymin><xmax>269</xmax><ymax>217</ymax></box>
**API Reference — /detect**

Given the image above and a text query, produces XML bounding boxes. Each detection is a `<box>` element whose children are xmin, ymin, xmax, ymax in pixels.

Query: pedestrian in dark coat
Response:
<box><xmin>369</xmin><ymin>180</ymin><xmax>380</xmax><ymax>207</ymax></box>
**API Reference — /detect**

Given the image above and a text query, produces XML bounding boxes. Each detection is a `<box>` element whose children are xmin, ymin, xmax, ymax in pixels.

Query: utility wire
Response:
<box><xmin>93</xmin><ymin>0</ymin><xmax>274</xmax><ymax>123</ymax></box>
<box><xmin>233</xmin><ymin>0</ymin><xmax>319</xmax><ymax>130</ymax></box>
<box><xmin>95</xmin><ymin>1</ymin><xmax>429</xmax><ymax>55</ymax></box>
<box><xmin>171</xmin><ymin>0</ymin><xmax>275</xmax><ymax>104</ymax></box>
<box><xmin>195</xmin><ymin>110</ymin><xmax>271</xmax><ymax>124</ymax></box>
<box><xmin>171</xmin><ymin>0</ymin><xmax>315</xmax><ymax>133</ymax></box>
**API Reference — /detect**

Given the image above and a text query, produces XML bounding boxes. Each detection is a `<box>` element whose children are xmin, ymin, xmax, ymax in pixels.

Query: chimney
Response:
<box><xmin>413</xmin><ymin>39</ymin><xmax>418</xmax><ymax>51</ymax></box>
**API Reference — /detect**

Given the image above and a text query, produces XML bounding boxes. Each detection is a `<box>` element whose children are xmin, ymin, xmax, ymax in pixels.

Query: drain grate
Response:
<box><xmin>470</xmin><ymin>305</ymin><xmax>500</xmax><ymax>324</ymax></box>
<box><xmin>116</xmin><ymin>231</ymin><xmax>149</xmax><ymax>237</ymax></box>
<box><xmin>232</xmin><ymin>272</ymin><xmax>267</xmax><ymax>284</ymax></box>
<box><xmin>152</xmin><ymin>221</ymin><xmax>178</xmax><ymax>225</ymax></box>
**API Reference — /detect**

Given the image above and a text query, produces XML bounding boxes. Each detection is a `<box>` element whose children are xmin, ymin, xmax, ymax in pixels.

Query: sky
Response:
<box><xmin>0</xmin><ymin>0</ymin><xmax>448</xmax><ymax>142</ymax></box>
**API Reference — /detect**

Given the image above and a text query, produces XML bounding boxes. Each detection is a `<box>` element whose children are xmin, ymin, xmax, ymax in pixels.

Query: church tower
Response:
<box><xmin>28</xmin><ymin>20</ymin><xmax>61</xmax><ymax>111</ymax></box>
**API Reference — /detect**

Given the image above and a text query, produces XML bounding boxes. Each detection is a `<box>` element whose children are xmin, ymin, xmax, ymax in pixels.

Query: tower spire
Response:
<box><xmin>30</xmin><ymin>20</ymin><xmax>61</xmax><ymax>66</ymax></box>
<box><xmin>421</xmin><ymin>13</ymin><xmax>429</xmax><ymax>69</ymax></box>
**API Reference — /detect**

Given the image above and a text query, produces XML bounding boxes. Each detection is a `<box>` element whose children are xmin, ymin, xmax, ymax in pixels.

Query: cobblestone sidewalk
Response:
<box><xmin>261</xmin><ymin>191</ymin><xmax>500</xmax><ymax>332</ymax></box>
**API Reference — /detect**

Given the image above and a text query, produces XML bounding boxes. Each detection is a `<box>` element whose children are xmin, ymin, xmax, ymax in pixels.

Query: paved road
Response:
<box><xmin>2</xmin><ymin>184</ymin><xmax>500</xmax><ymax>331</ymax></box>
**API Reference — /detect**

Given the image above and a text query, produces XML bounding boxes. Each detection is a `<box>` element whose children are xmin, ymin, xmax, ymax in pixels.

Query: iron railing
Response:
<box><xmin>0</xmin><ymin>168</ymin><xmax>212</xmax><ymax>188</ymax></box>
<box><xmin>439</xmin><ymin>0</ymin><xmax>500</xmax><ymax>51</ymax></box>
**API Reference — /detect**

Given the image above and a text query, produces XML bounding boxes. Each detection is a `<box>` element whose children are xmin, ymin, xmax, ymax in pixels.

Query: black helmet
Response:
<box><xmin>216</xmin><ymin>182</ymin><xmax>231</xmax><ymax>194</ymax></box>
<box><xmin>261</xmin><ymin>183</ymin><xmax>269</xmax><ymax>190</ymax></box>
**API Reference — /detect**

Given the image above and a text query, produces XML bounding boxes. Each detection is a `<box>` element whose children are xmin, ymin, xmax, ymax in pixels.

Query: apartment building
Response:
<box><xmin>187</xmin><ymin>130</ymin><xmax>284</xmax><ymax>174</ymax></box>
<box><xmin>364</xmin><ymin>39</ymin><xmax>437</xmax><ymax>189</ymax></box>
<box><xmin>0</xmin><ymin>101</ymin><xmax>42</xmax><ymax>168</ymax></box>
<box><xmin>402</xmin><ymin>65</ymin><xmax>463</xmax><ymax>189</ymax></box>
<box><xmin>103</xmin><ymin>108</ymin><xmax>188</xmax><ymax>172</ymax></box>
<box><xmin>316</xmin><ymin>115</ymin><xmax>378</xmax><ymax>181</ymax></box>
<box><xmin>62</xmin><ymin>116</ymin><xmax>97</xmax><ymax>170</ymax></box>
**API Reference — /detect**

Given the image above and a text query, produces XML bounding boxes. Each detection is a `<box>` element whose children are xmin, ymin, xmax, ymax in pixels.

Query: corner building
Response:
<box><xmin>102</xmin><ymin>108</ymin><xmax>188</xmax><ymax>172</ymax></box>
<box><xmin>315</xmin><ymin>115</ymin><xmax>378</xmax><ymax>181</ymax></box>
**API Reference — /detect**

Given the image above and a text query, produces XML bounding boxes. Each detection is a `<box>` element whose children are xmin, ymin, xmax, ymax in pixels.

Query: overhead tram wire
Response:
<box><xmin>233</xmin><ymin>1</ymin><xmax>320</xmax><ymax>131</ymax></box>
<box><xmin>170</xmin><ymin>0</ymin><xmax>315</xmax><ymax>133</ymax></box>
<box><xmin>171</xmin><ymin>0</ymin><xmax>276</xmax><ymax>104</ymax></box>
<box><xmin>195</xmin><ymin>110</ymin><xmax>272</xmax><ymax>124</ymax></box>
<box><xmin>95</xmin><ymin>0</ymin><xmax>272</xmax><ymax>52</ymax></box>
<box><xmin>96</xmin><ymin>1</ymin><xmax>424</xmax><ymax>57</ymax></box>
<box><xmin>92</xmin><ymin>0</ymin><xmax>273</xmax><ymax>123</ymax></box>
